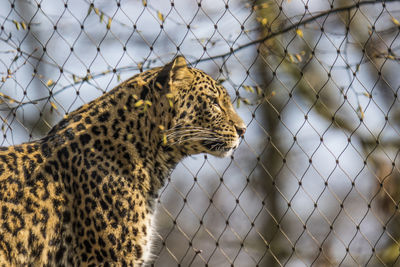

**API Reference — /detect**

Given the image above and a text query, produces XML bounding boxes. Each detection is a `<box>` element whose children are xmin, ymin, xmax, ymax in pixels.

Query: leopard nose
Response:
<box><xmin>235</xmin><ymin>125</ymin><xmax>246</xmax><ymax>137</ymax></box>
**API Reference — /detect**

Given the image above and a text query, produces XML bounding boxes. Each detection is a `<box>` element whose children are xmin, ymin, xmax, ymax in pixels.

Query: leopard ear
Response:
<box><xmin>168</xmin><ymin>56</ymin><xmax>189</xmax><ymax>80</ymax></box>
<box><xmin>155</xmin><ymin>56</ymin><xmax>193</xmax><ymax>93</ymax></box>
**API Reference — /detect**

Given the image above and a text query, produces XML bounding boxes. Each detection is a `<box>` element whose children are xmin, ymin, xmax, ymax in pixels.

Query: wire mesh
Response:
<box><xmin>0</xmin><ymin>0</ymin><xmax>400</xmax><ymax>266</ymax></box>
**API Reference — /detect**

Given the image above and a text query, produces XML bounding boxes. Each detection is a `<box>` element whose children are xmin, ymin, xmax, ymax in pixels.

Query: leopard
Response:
<box><xmin>0</xmin><ymin>56</ymin><xmax>246</xmax><ymax>266</ymax></box>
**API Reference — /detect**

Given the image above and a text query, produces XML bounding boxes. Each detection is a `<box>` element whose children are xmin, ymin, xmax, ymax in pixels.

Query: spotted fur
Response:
<box><xmin>0</xmin><ymin>57</ymin><xmax>245</xmax><ymax>266</ymax></box>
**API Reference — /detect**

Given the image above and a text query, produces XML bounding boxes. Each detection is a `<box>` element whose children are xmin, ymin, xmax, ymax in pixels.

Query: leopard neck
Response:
<box><xmin>44</xmin><ymin>76</ymin><xmax>185</xmax><ymax>196</ymax></box>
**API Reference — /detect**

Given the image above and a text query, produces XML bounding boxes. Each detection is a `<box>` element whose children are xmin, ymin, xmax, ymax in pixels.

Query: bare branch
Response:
<box><xmin>197</xmin><ymin>0</ymin><xmax>400</xmax><ymax>63</ymax></box>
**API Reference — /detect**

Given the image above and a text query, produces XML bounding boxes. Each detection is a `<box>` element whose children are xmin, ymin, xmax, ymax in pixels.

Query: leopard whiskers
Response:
<box><xmin>164</xmin><ymin>125</ymin><xmax>216</xmax><ymax>135</ymax></box>
<box><xmin>202</xmin><ymin>139</ymin><xmax>226</xmax><ymax>150</ymax></box>
<box><xmin>166</xmin><ymin>135</ymin><xmax>221</xmax><ymax>147</ymax></box>
<box><xmin>165</xmin><ymin>130</ymin><xmax>216</xmax><ymax>141</ymax></box>
<box><xmin>167</xmin><ymin>136</ymin><xmax>221</xmax><ymax>146</ymax></box>
<box><xmin>163</xmin><ymin>126</ymin><xmax>217</xmax><ymax>140</ymax></box>
<box><xmin>161</xmin><ymin>125</ymin><xmax>229</xmax><ymax>149</ymax></box>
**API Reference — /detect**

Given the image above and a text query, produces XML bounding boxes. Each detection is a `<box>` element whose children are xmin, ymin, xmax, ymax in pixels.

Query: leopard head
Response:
<box><xmin>157</xmin><ymin>56</ymin><xmax>246</xmax><ymax>157</ymax></box>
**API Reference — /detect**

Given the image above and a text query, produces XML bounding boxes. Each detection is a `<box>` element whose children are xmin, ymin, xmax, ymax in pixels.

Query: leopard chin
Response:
<box><xmin>211</xmin><ymin>148</ymin><xmax>235</xmax><ymax>158</ymax></box>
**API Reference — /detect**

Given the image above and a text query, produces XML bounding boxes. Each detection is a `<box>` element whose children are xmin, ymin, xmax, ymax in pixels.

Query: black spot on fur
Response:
<box><xmin>40</xmin><ymin>143</ymin><xmax>52</xmax><ymax>158</ymax></box>
<box><xmin>63</xmin><ymin>211</ymin><xmax>71</xmax><ymax>223</ymax></box>
<box><xmin>70</xmin><ymin>142</ymin><xmax>79</xmax><ymax>153</ymax></box>
<box><xmin>95</xmin><ymin>250</ymin><xmax>104</xmax><ymax>262</ymax></box>
<box><xmin>134</xmin><ymin>245</ymin><xmax>142</xmax><ymax>259</ymax></box>
<box><xmin>179</xmin><ymin>111</ymin><xmax>187</xmax><ymax>119</ymax></box>
<box><xmin>91</xmin><ymin>126</ymin><xmax>101</xmax><ymax>136</ymax></box>
<box><xmin>55</xmin><ymin>246</ymin><xmax>65</xmax><ymax>262</ymax></box>
<box><xmin>64</xmin><ymin>128</ymin><xmax>75</xmax><ymax>140</ymax></box>
<box><xmin>140</xmin><ymin>86</ymin><xmax>149</xmax><ymax>100</ymax></box>
<box><xmin>57</xmin><ymin>147</ymin><xmax>69</xmax><ymax>168</ymax></box>
<box><xmin>109</xmin><ymin>248</ymin><xmax>117</xmax><ymax>261</ymax></box>
<box><xmin>44</xmin><ymin>165</ymin><xmax>53</xmax><ymax>175</ymax></box>
<box><xmin>79</xmin><ymin>134</ymin><xmax>91</xmax><ymax>146</ymax></box>
<box><xmin>155</xmin><ymin>69</ymin><xmax>168</xmax><ymax>89</ymax></box>
<box><xmin>50</xmin><ymin>118</ymin><xmax>69</xmax><ymax>134</ymax></box>
<box><xmin>73</xmin><ymin>114</ymin><xmax>82</xmax><ymax>122</ymax></box>
<box><xmin>117</xmin><ymin>109</ymin><xmax>126</xmax><ymax>122</ymax></box>
<box><xmin>98</xmin><ymin>112</ymin><xmax>110</xmax><ymax>122</ymax></box>
<box><xmin>34</xmin><ymin>154</ymin><xmax>43</xmax><ymax>163</ymax></box>
<box><xmin>76</xmin><ymin>123</ymin><xmax>86</xmax><ymax>131</ymax></box>
<box><xmin>84</xmin><ymin>240</ymin><xmax>92</xmax><ymax>253</ymax></box>
<box><xmin>126</xmin><ymin>95</ymin><xmax>134</xmax><ymax>111</ymax></box>
<box><xmin>14</xmin><ymin>146</ymin><xmax>24</xmax><ymax>153</ymax></box>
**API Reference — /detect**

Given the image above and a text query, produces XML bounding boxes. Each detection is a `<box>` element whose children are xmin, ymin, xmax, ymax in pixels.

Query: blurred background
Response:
<box><xmin>1</xmin><ymin>0</ymin><xmax>400</xmax><ymax>266</ymax></box>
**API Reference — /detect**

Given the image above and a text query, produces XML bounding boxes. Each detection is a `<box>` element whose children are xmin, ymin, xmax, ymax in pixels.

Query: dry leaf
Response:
<box><xmin>391</xmin><ymin>17</ymin><xmax>400</xmax><ymax>26</ymax></box>
<box><xmin>243</xmin><ymin>85</ymin><xmax>254</xmax><ymax>93</ymax></box>
<box><xmin>84</xmin><ymin>74</ymin><xmax>92</xmax><ymax>81</ymax></box>
<box><xmin>363</xmin><ymin>92</ymin><xmax>371</xmax><ymax>98</ymax></box>
<box><xmin>260</xmin><ymin>18</ymin><xmax>267</xmax><ymax>26</ymax></box>
<box><xmin>157</xmin><ymin>11</ymin><xmax>164</xmax><ymax>22</ymax></box>
<box><xmin>155</xmin><ymin>82</ymin><xmax>163</xmax><ymax>89</ymax></box>
<box><xmin>46</xmin><ymin>79</ymin><xmax>54</xmax><ymax>87</ymax></box>
<box><xmin>296</xmin><ymin>29</ymin><xmax>303</xmax><ymax>37</ymax></box>
<box><xmin>256</xmin><ymin>86</ymin><xmax>262</xmax><ymax>96</ymax></box>
<box><xmin>50</xmin><ymin>102</ymin><xmax>58</xmax><ymax>110</ymax></box>
<box><xmin>358</xmin><ymin>105</ymin><xmax>365</xmax><ymax>119</ymax></box>
<box><xmin>243</xmin><ymin>98</ymin><xmax>251</xmax><ymax>105</ymax></box>
<box><xmin>163</xmin><ymin>134</ymin><xmax>167</xmax><ymax>145</ymax></box>
<box><xmin>106</xmin><ymin>17</ymin><xmax>112</xmax><ymax>29</ymax></box>
<box><xmin>13</xmin><ymin>20</ymin><xmax>20</xmax><ymax>30</ymax></box>
<box><xmin>134</xmin><ymin>100</ymin><xmax>144</xmax><ymax>107</ymax></box>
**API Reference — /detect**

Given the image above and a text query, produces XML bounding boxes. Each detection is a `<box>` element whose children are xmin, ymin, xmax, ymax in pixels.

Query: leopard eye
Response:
<box><xmin>211</xmin><ymin>97</ymin><xmax>220</xmax><ymax>107</ymax></box>
<box><xmin>206</xmin><ymin>95</ymin><xmax>221</xmax><ymax>109</ymax></box>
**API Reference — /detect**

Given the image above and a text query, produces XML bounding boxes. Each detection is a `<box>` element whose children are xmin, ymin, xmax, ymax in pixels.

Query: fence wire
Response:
<box><xmin>1</xmin><ymin>0</ymin><xmax>400</xmax><ymax>266</ymax></box>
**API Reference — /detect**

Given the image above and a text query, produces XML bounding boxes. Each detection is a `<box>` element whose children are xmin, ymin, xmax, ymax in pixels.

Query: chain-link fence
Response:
<box><xmin>1</xmin><ymin>0</ymin><xmax>400</xmax><ymax>266</ymax></box>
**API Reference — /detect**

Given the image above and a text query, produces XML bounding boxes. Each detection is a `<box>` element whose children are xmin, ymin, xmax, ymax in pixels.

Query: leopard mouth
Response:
<box><xmin>202</xmin><ymin>140</ymin><xmax>230</xmax><ymax>152</ymax></box>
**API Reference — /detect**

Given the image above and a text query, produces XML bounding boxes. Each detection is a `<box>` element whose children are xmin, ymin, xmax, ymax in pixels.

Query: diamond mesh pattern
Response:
<box><xmin>0</xmin><ymin>0</ymin><xmax>400</xmax><ymax>266</ymax></box>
